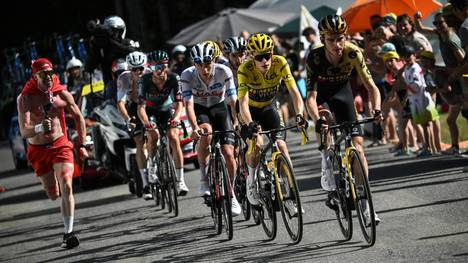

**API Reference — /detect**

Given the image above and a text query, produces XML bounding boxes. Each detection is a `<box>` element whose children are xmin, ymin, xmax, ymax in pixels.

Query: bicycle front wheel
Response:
<box><xmin>275</xmin><ymin>153</ymin><xmax>303</xmax><ymax>244</ymax></box>
<box><xmin>164</xmin><ymin>148</ymin><xmax>179</xmax><ymax>217</ymax></box>
<box><xmin>234</xmin><ymin>159</ymin><xmax>250</xmax><ymax>221</ymax></box>
<box><xmin>257</xmin><ymin>165</ymin><xmax>277</xmax><ymax>241</ymax></box>
<box><xmin>218</xmin><ymin>154</ymin><xmax>233</xmax><ymax>240</ymax></box>
<box><xmin>349</xmin><ymin>149</ymin><xmax>376</xmax><ymax>246</ymax></box>
<box><xmin>329</xmin><ymin>149</ymin><xmax>352</xmax><ymax>241</ymax></box>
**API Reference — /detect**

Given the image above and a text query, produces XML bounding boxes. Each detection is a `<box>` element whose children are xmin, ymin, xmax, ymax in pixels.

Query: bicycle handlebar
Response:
<box><xmin>246</xmin><ymin>125</ymin><xmax>309</xmax><ymax>156</ymax></box>
<box><xmin>318</xmin><ymin>117</ymin><xmax>377</xmax><ymax>151</ymax></box>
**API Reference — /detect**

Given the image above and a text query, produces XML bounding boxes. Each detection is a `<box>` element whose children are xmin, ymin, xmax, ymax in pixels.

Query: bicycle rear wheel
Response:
<box><xmin>275</xmin><ymin>153</ymin><xmax>303</xmax><ymax>244</ymax></box>
<box><xmin>257</xmin><ymin>165</ymin><xmax>277</xmax><ymax>241</ymax></box>
<box><xmin>329</xmin><ymin>149</ymin><xmax>353</xmax><ymax>241</ymax></box>
<box><xmin>349</xmin><ymin>149</ymin><xmax>376</xmax><ymax>246</ymax></box>
<box><xmin>164</xmin><ymin>149</ymin><xmax>179</xmax><ymax>217</ymax></box>
<box><xmin>218</xmin><ymin>154</ymin><xmax>233</xmax><ymax>240</ymax></box>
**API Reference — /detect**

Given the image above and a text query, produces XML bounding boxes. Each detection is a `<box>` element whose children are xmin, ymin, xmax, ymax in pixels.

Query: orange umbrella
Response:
<box><xmin>342</xmin><ymin>0</ymin><xmax>443</xmax><ymax>33</ymax></box>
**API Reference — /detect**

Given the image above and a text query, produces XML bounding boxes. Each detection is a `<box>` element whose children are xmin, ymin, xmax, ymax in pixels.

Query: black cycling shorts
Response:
<box><xmin>128</xmin><ymin>102</ymin><xmax>143</xmax><ymax>136</ymax></box>
<box><xmin>194</xmin><ymin>102</ymin><xmax>235</xmax><ymax>146</ymax></box>
<box><xmin>249</xmin><ymin>103</ymin><xmax>286</xmax><ymax>141</ymax></box>
<box><xmin>318</xmin><ymin>86</ymin><xmax>363</xmax><ymax>137</ymax></box>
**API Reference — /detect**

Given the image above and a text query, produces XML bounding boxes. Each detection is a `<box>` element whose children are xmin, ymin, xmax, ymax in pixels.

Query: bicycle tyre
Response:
<box><xmin>218</xmin><ymin>154</ymin><xmax>233</xmax><ymax>240</ymax></box>
<box><xmin>164</xmin><ymin>148</ymin><xmax>179</xmax><ymax>217</ymax></box>
<box><xmin>257</xmin><ymin>165</ymin><xmax>277</xmax><ymax>241</ymax></box>
<box><xmin>234</xmin><ymin>161</ymin><xmax>251</xmax><ymax>221</ymax></box>
<box><xmin>208</xmin><ymin>161</ymin><xmax>222</xmax><ymax>234</ymax></box>
<box><xmin>275</xmin><ymin>153</ymin><xmax>303</xmax><ymax>244</ymax></box>
<box><xmin>329</xmin><ymin>149</ymin><xmax>353</xmax><ymax>241</ymax></box>
<box><xmin>349</xmin><ymin>149</ymin><xmax>376</xmax><ymax>246</ymax></box>
<box><xmin>159</xmin><ymin>155</ymin><xmax>166</xmax><ymax>210</ymax></box>
<box><xmin>130</xmin><ymin>155</ymin><xmax>143</xmax><ymax>198</ymax></box>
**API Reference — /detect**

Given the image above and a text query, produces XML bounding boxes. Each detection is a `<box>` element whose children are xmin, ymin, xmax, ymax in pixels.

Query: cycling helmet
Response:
<box><xmin>318</xmin><ymin>15</ymin><xmax>348</xmax><ymax>36</ymax></box>
<box><xmin>190</xmin><ymin>42</ymin><xmax>215</xmax><ymax>64</ymax></box>
<box><xmin>126</xmin><ymin>51</ymin><xmax>147</xmax><ymax>69</ymax></box>
<box><xmin>112</xmin><ymin>58</ymin><xmax>128</xmax><ymax>72</ymax></box>
<box><xmin>172</xmin><ymin>44</ymin><xmax>187</xmax><ymax>55</ymax></box>
<box><xmin>66</xmin><ymin>57</ymin><xmax>83</xmax><ymax>71</ymax></box>
<box><xmin>147</xmin><ymin>50</ymin><xmax>169</xmax><ymax>64</ymax></box>
<box><xmin>223</xmin><ymin>36</ymin><xmax>247</xmax><ymax>54</ymax></box>
<box><xmin>104</xmin><ymin>15</ymin><xmax>126</xmax><ymax>39</ymax></box>
<box><xmin>203</xmin><ymin>40</ymin><xmax>221</xmax><ymax>59</ymax></box>
<box><xmin>246</xmin><ymin>33</ymin><xmax>274</xmax><ymax>54</ymax></box>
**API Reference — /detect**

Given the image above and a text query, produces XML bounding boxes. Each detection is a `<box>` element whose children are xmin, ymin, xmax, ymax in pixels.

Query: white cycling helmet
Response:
<box><xmin>190</xmin><ymin>42</ymin><xmax>215</xmax><ymax>64</ymax></box>
<box><xmin>104</xmin><ymin>15</ymin><xmax>126</xmax><ymax>39</ymax></box>
<box><xmin>223</xmin><ymin>36</ymin><xmax>247</xmax><ymax>54</ymax></box>
<box><xmin>126</xmin><ymin>51</ymin><xmax>147</xmax><ymax>69</ymax></box>
<box><xmin>172</xmin><ymin>44</ymin><xmax>187</xmax><ymax>55</ymax></box>
<box><xmin>66</xmin><ymin>57</ymin><xmax>83</xmax><ymax>71</ymax></box>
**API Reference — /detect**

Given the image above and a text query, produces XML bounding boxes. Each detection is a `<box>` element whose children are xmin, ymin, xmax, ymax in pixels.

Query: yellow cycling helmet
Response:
<box><xmin>246</xmin><ymin>33</ymin><xmax>274</xmax><ymax>54</ymax></box>
<box><xmin>203</xmin><ymin>40</ymin><xmax>221</xmax><ymax>59</ymax></box>
<box><xmin>318</xmin><ymin>15</ymin><xmax>348</xmax><ymax>35</ymax></box>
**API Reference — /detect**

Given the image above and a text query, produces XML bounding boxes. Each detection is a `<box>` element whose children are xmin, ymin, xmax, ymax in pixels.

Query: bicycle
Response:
<box><xmin>199</xmin><ymin>130</ymin><xmax>236</xmax><ymax>240</ymax></box>
<box><xmin>319</xmin><ymin>117</ymin><xmax>377</xmax><ymax>246</ymax></box>
<box><xmin>147</xmin><ymin>119</ymin><xmax>180</xmax><ymax>217</ymax></box>
<box><xmin>247</xmin><ymin>125</ymin><xmax>308</xmax><ymax>244</ymax></box>
<box><xmin>233</xmin><ymin>131</ymin><xmax>252</xmax><ymax>222</ymax></box>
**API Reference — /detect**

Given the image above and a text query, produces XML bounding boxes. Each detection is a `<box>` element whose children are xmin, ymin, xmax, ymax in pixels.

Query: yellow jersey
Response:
<box><xmin>237</xmin><ymin>55</ymin><xmax>296</xmax><ymax>108</ymax></box>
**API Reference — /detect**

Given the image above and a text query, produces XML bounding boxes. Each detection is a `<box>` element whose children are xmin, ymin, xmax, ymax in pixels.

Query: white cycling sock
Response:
<box><xmin>199</xmin><ymin>162</ymin><xmax>209</xmax><ymax>181</ymax></box>
<box><xmin>247</xmin><ymin>165</ymin><xmax>256</xmax><ymax>180</ymax></box>
<box><xmin>139</xmin><ymin>169</ymin><xmax>148</xmax><ymax>188</ymax></box>
<box><xmin>63</xmin><ymin>215</ymin><xmax>74</xmax><ymax>234</ymax></box>
<box><xmin>176</xmin><ymin>168</ymin><xmax>184</xmax><ymax>181</ymax></box>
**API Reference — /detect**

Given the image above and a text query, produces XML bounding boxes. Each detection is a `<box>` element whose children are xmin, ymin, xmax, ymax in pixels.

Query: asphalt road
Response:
<box><xmin>1</xmin><ymin>132</ymin><xmax>468</xmax><ymax>263</ymax></box>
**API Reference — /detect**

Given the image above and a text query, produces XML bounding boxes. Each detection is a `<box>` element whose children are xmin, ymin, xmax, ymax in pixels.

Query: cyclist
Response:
<box><xmin>117</xmin><ymin>51</ymin><xmax>152</xmax><ymax>200</ymax></box>
<box><xmin>181</xmin><ymin>42</ymin><xmax>241</xmax><ymax>216</ymax></box>
<box><xmin>304</xmin><ymin>15</ymin><xmax>382</xmax><ymax>224</ymax></box>
<box><xmin>237</xmin><ymin>33</ymin><xmax>306</xmax><ymax>206</ymax></box>
<box><xmin>137</xmin><ymin>50</ymin><xmax>189</xmax><ymax>195</ymax></box>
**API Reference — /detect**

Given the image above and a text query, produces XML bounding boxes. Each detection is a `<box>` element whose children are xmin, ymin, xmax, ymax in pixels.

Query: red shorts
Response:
<box><xmin>27</xmin><ymin>135</ymin><xmax>74</xmax><ymax>177</ymax></box>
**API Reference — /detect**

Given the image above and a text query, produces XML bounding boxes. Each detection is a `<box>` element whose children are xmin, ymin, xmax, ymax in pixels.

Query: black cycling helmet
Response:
<box><xmin>147</xmin><ymin>50</ymin><xmax>169</xmax><ymax>64</ymax></box>
<box><xmin>318</xmin><ymin>15</ymin><xmax>348</xmax><ymax>35</ymax></box>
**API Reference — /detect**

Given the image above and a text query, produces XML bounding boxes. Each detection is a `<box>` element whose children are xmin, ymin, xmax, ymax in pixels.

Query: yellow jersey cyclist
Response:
<box><xmin>237</xmin><ymin>33</ymin><xmax>306</xmax><ymax>206</ymax></box>
<box><xmin>181</xmin><ymin>42</ymin><xmax>241</xmax><ymax>216</ymax></box>
<box><xmin>137</xmin><ymin>50</ymin><xmax>189</xmax><ymax>196</ymax></box>
<box><xmin>304</xmin><ymin>15</ymin><xmax>382</xmax><ymax>224</ymax></box>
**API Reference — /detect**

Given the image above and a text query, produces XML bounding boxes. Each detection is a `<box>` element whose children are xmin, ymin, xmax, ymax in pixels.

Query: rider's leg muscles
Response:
<box><xmin>198</xmin><ymin>123</ymin><xmax>212</xmax><ymax>180</ymax></box>
<box><xmin>221</xmin><ymin>144</ymin><xmax>236</xmax><ymax>183</ymax></box>
<box><xmin>54</xmin><ymin>163</ymin><xmax>75</xmax><ymax>234</ymax></box>
<box><xmin>134</xmin><ymin>135</ymin><xmax>148</xmax><ymax>187</ymax></box>
<box><xmin>146</xmin><ymin>129</ymin><xmax>159</xmax><ymax>160</ymax></box>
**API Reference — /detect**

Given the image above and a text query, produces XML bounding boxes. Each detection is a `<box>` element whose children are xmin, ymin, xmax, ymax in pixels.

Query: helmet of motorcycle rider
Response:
<box><xmin>66</xmin><ymin>57</ymin><xmax>83</xmax><ymax>71</ymax></box>
<box><xmin>126</xmin><ymin>51</ymin><xmax>147</xmax><ymax>69</ymax></box>
<box><xmin>104</xmin><ymin>15</ymin><xmax>126</xmax><ymax>39</ymax></box>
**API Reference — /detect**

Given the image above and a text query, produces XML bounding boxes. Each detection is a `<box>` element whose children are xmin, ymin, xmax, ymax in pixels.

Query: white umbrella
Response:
<box><xmin>167</xmin><ymin>8</ymin><xmax>296</xmax><ymax>46</ymax></box>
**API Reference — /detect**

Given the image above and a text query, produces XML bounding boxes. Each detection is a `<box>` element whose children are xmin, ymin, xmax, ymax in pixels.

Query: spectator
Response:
<box><xmin>396</xmin><ymin>14</ymin><xmax>433</xmax><ymax>52</ymax></box>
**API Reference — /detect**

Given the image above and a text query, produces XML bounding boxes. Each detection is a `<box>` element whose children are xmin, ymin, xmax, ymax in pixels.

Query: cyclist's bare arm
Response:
<box><xmin>184</xmin><ymin>99</ymin><xmax>198</xmax><ymax>131</ymax></box>
<box><xmin>137</xmin><ymin>103</ymin><xmax>150</xmax><ymax>127</ymax></box>
<box><xmin>228</xmin><ymin>99</ymin><xmax>239</xmax><ymax>127</ymax></box>
<box><xmin>305</xmin><ymin>90</ymin><xmax>320</xmax><ymax>122</ymax></box>
<box><xmin>239</xmin><ymin>93</ymin><xmax>253</xmax><ymax>124</ymax></box>
<box><xmin>117</xmin><ymin>100</ymin><xmax>130</xmax><ymax>120</ymax></box>
<box><xmin>288</xmin><ymin>83</ymin><xmax>304</xmax><ymax>116</ymax></box>
<box><xmin>362</xmin><ymin>78</ymin><xmax>382</xmax><ymax>112</ymax></box>
<box><xmin>172</xmin><ymin>101</ymin><xmax>184</xmax><ymax>121</ymax></box>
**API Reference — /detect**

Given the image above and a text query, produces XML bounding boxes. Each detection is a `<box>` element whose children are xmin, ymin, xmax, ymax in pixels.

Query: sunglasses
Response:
<box><xmin>433</xmin><ymin>21</ymin><xmax>445</xmax><ymax>26</ymax></box>
<box><xmin>131</xmin><ymin>67</ymin><xmax>144</xmax><ymax>72</ymax></box>
<box><xmin>38</xmin><ymin>70</ymin><xmax>54</xmax><ymax>79</ymax></box>
<box><xmin>254</xmin><ymin>53</ymin><xmax>272</xmax><ymax>62</ymax></box>
<box><xmin>150</xmin><ymin>63</ymin><xmax>167</xmax><ymax>71</ymax></box>
<box><xmin>193</xmin><ymin>56</ymin><xmax>213</xmax><ymax>65</ymax></box>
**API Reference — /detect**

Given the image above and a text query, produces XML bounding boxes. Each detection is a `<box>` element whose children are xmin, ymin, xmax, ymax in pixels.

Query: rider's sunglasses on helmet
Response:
<box><xmin>150</xmin><ymin>63</ymin><xmax>167</xmax><ymax>71</ymax></box>
<box><xmin>254</xmin><ymin>53</ymin><xmax>272</xmax><ymax>62</ymax></box>
<box><xmin>193</xmin><ymin>56</ymin><xmax>213</xmax><ymax>65</ymax></box>
<box><xmin>131</xmin><ymin>66</ymin><xmax>144</xmax><ymax>72</ymax></box>
<box><xmin>38</xmin><ymin>70</ymin><xmax>54</xmax><ymax>79</ymax></box>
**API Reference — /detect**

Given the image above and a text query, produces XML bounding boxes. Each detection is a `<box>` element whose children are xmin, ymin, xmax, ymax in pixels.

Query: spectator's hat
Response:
<box><xmin>382</xmin><ymin>13</ymin><xmax>397</xmax><ymax>26</ymax></box>
<box><xmin>383</xmin><ymin>51</ymin><xmax>400</xmax><ymax>62</ymax></box>
<box><xmin>379</xmin><ymin>42</ymin><xmax>396</xmax><ymax>55</ymax></box>
<box><xmin>419</xmin><ymin>50</ymin><xmax>435</xmax><ymax>61</ymax></box>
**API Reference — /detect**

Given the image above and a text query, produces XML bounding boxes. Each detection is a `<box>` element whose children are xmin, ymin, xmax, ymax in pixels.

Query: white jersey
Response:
<box><xmin>403</xmin><ymin>62</ymin><xmax>429</xmax><ymax>114</ymax></box>
<box><xmin>180</xmin><ymin>63</ymin><xmax>236</xmax><ymax>108</ymax></box>
<box><xmin>117</xmin><ymin>68</ymin><xmax>152</xmax><ymax>103</ymax></box>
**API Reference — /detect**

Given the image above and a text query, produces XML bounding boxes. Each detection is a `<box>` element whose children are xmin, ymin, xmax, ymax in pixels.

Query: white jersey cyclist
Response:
<box><xmin>117</xmin><ymin>67</ymin><xmax>152</xmax><ymax>104</ymax></box>
<box><xmin>180</xmin><ymin>63</ymin><xmax>237</xmax><ymax>107</ymax></box>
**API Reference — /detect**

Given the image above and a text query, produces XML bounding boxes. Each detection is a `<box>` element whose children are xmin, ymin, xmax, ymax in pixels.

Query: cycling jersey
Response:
<box><xmin>237</xmin><ymin>55</ymin><xmax>295</xmax><ymax>108</ymax></box>
<box><xmin>180</xmin><ymin>63</ymin><xmax>236</xmax><ymax>108</ymax></box>
<box><xmin>117</xmin><ymin>68</ymin><xmax>152</xmax><ymax>104</ymax></box>
<box><xmin>138</xmin><ymin>72</ymin><xmax>182</xmax><ymax>113</ymax></box>
<box><xmin>306</xmin><ymin>42</ymin><xmax>373</xmax><ymax>105</ymax></box>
